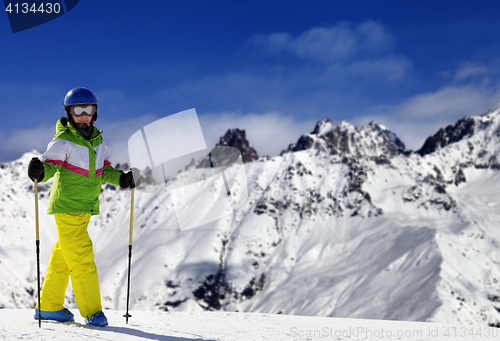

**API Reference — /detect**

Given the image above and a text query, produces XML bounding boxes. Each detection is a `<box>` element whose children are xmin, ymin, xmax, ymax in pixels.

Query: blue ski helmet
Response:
<box><xmin>64</xmin><ymin>87</ymin><xmax>97</xmax><ymax>107</ymax></box>
<box><xmin>63</xmin><ymin>87</ymin><xmax>98</xmax><ymax>122</ymax></box>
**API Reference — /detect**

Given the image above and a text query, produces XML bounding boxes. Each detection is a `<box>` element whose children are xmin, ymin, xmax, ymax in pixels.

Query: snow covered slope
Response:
<box><xmin>1</xmin><ymin>309</ymin><xmax>499</xmax><ymax>341</ymax></box>
<box><xmin>1</xmin><ymin>110</ymin><xmax>500</xmax><ymax>328</ymax></box>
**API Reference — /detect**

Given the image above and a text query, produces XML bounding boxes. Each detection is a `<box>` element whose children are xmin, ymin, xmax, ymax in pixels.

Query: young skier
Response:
<box><xmin>27</xmin><ymin>87</ymin><xmax>136</xmax><ymax>326</ymax></box>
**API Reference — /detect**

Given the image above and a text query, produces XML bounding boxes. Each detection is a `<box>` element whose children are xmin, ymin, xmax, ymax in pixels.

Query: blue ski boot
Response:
<box><xmin>34</xmin><ymin>308</ymin><xmax>74</xmax><ymax>322</ymax></box>
<box><xmin>85</xmin><ymin>311</ymin><xmax>108</xmax><ymax>327</ymax></box>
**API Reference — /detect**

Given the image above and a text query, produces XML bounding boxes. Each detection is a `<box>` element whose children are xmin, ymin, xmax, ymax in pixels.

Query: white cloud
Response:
<box><xmin>455</xmin><ymin>62</ymin><xmax>489</xmax><ymax>81</ymax></box>
<box><xmin>247</xmin><ymin>21</ymin><xmax>396</xmax><ymax>63</ymax></box>
<box><xmin>394</xmin><ymin>86</ymin><xmax>490</xmax><ymax>120</ymax></box>
<box><xmin>355</xmin><ymin>21</ymin><xmax>395</xmax><ymax>52</ymax></box>
<box><xmin>292</xmin><ymin>25</ymin><xmax>358</xmax><ymax>62</ymax></box>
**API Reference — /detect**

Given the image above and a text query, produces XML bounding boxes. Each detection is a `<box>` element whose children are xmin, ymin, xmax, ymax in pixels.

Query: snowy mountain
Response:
<box><xmin>2</xmin><ymin>110</ymin><xmax>500</xmax><ymax>329</ymax></box>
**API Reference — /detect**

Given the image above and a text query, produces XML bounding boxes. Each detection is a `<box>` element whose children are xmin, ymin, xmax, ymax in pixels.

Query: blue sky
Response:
<box><xmin>2</xmin><ymin>0</ymin><xmax>500</xmax><ymax>163</ymax></box>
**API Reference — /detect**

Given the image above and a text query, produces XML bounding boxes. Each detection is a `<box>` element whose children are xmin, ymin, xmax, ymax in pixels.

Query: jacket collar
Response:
<box><xmin>57</xmin><ymin>117</ymin><xmax>102</xmax><ymax>140</ymax></box>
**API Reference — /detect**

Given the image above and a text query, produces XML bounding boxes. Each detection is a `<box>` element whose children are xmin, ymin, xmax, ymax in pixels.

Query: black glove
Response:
<box><xmin>119</xmin><ymin>168</ymin><xmax>140</xmax><ymax>188</ymax></box>
<box><xmin>28</xmin><ymin>157</ymin><xmax>44</xmax><ymax>182</ymax></box>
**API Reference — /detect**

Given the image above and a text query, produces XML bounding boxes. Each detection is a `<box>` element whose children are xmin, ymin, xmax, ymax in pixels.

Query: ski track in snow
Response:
<box><xmin>1</xmin><ymin>309</ymin><xmax>500</xmax><ymax>341</ymax></box>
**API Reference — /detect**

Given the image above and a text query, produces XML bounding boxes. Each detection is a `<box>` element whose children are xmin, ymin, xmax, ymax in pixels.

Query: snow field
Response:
<box><xmin>1</xmin><ymin>309</ymin><xmax>500</xmax><ymax>341</ymax></box>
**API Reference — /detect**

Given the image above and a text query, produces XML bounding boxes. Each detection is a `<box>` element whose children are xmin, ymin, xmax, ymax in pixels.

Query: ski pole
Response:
<box><xmin>124</xmin><ymin>187</ymin><xmax>134</xmax><ymax>324</ymax></box>
<box><xmin>34</xmin><ymin>179</ymin><xmax>43</xmax><ymax>328</ymax></box>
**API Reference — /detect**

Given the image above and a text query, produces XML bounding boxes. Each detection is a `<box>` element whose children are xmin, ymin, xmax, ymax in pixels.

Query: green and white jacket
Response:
<box><xmin>41</xmin><ymin>117</ymin><xmax>122</xmax><ymax>215</ymax></box>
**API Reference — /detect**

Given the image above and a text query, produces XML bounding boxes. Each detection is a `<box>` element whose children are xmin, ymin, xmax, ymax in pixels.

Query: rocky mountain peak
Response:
<box><xmin>416</xmin><ymin>110</ymin><xmax>500</xmax><ymax>171</ymax></box>
<box><xmin>418</xmin><ymin>110</ymin><xmax>500</xmax><ymax>157</ymax></box>
<box><xmin>217</xmin><ymin>128</ymin><xmax>259</xmax><ymax>163</ymax></box>
<box><xmin>417</xmin><ymin>117</ymin><xmax>477</xmax><ymax>156</ymax></box>
<box><xmin>282</xmin><ymin>118</ymin><xmax>406</xmax><ymax>158</ymax></box>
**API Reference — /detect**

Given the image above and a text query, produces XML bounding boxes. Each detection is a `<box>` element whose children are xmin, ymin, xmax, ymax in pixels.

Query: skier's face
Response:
<box><xmin>72</xmin><ymin>113</ymin><xmax>92</xmax><ymax>124</ymax></box>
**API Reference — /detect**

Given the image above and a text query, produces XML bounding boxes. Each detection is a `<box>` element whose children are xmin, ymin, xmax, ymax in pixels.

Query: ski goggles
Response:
<box><xmin>71</xmin><ymin>104</ymin><xmax>96</xmax><ymax>116</ymax></box>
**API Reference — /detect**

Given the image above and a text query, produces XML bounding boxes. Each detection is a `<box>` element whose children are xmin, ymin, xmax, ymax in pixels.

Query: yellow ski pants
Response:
<box><xmin>37</xmin><ymin>213</ymin><xmax>102</xmax><ymax>318</ymax></box>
